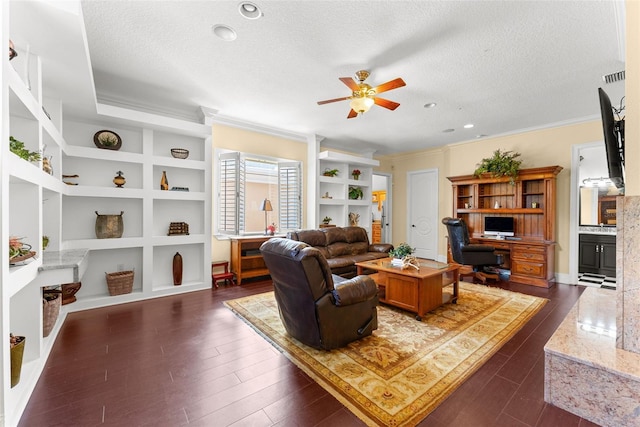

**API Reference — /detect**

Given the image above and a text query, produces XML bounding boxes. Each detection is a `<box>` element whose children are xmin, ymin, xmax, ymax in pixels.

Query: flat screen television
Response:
<box><xmin>484</xmin><ymin>216</ymin><xmax>514</xmax><ymax>237</ymax></box>
<box><xmin>598</xmin><ymin>87</ymin><xmax>625</xmax><ymax>189</ymax></box>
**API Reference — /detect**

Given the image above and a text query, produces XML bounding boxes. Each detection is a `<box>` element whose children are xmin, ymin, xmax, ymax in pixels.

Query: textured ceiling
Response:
<box><xmin>79</xmin><ymin>0</ymin><xmax>626</xmax><ymax>155</ymax></box>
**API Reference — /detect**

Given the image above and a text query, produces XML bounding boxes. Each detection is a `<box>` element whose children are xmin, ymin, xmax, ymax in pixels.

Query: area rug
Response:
<box><xmin>224</xmin><ymin>282</ymin><xmax>547</xmax><ymax>426</ymax></box>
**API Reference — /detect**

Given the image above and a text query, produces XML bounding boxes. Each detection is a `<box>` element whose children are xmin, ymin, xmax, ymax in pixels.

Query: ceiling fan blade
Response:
<box><xmin>374</xmin><ymin>97</ymin><xmax>401</xmax><ymax>110</ymax></box>
<box><xmin>347</xmin><ymin>109</ymin><xmax>358</xmax><ymax>119</ymax></box>
<box><xmin>317</xmin><ymin>96</ymin><xmax>351</xmax><ymax>105</ymax></box>
<box><xmin>339</xmin><ymin>77</ymin><xmax>360</xmax><ymax>92</ymax></box>
<box><xmin>372</xmin><ymin>78</ymin><xmax>406</xmax><ymax>95</ymax></box>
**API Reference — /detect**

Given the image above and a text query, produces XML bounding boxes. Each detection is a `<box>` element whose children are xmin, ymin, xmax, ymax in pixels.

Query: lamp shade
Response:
<box><xmin>260</xmin><ymin>198</ymin><xmax>273</xmax><ymax>211</ymax></box>
<box><xmin>349</xmin><ymin>96</ymin><xmax>374</xmax><ymax>114</ymax></box>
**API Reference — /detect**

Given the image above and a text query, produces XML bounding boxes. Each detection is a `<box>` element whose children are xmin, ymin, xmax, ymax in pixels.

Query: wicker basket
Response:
<box><xmin>170</xmin><ymin>148</ymin><xmax>189</xmax><ymax>159</ymax></box>
<box><xmin>105</xmin><ymin>270</ymin><xmax>134</xmax><ymax>296</ymax></box>
<box><xmin>42</xmin><ymin>292</ymin><xmax>61</xmax><ymax>337</ymax></box>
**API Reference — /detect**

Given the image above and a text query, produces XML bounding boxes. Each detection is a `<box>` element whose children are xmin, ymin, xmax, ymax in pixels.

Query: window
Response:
<box><xmin>216</xmin><ymin>150</ymin><xmax>302</xmax><ymax>235</ymax></box>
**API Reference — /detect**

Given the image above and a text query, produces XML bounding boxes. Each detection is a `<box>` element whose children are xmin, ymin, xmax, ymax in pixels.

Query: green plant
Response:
<box><xmin>9</xmin><ymin>136</ymin><xmax>41</xmax><ymax>162</ymax></box>
<box><xmin>322</xmin><ymin>216</ymin><xmax>332</xmax><ymax>224</ymax></box>
<box><xmin>389</xmin><ymin>242</ymin><xmax>414</xmax><ymax>259</ymax></box>
<box><xmin>348</xmin><ymin>186</ymin><xmax>363</xmax><ymax>200</ymax></box>
<box><xmin>473</xmin><ymin>149</ymin><xmax>522</xmax><ymax>184</ymax></box>
<box><xmin>323</xmin><ymin>168</ymin><xmax>339</xmax><ymax>177</ymax></box>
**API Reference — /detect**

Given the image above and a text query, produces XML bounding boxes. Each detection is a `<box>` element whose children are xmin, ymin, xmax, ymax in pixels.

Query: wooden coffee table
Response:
<box><xmin>356</xmin><ymin>258</ymin><xmax>460</xmax><ymax>320</ymax></box>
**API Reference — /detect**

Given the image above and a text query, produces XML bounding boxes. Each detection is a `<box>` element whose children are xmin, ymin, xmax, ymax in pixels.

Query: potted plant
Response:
<box><xmin>323</xmin><ymin>168</ymin><xmax>339</xmax><ymax>177</ymax></box>
<box><xmin>322</xmin><ymin>216</ymin><xmax>332</xmax><ymax>225</ymax></box>
<box><xmin>348</xmin><ymin>186</ymin><xmax>364</xmax><ymax>200</ymax></box>
<box><xmin>352</xmin><ymin>169</ymin><xmax>361</xmax><ymax>180</ymax></box>
<box><xmin>9</xmin><ymin>136</ymin><xmax>41</xmax><ymax>162</ymax></box>
<box><xmin>473</xmin><ymin>149</ymin><xmax>522</xmax><ymax>184</ymax></box>
<box><xmin>389</xmin><ymin>242</ymin><xmax>414</xmax><ymax>259</ymax></box>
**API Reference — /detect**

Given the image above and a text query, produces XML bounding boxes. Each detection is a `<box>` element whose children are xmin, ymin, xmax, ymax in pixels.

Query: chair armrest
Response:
<box><xmin>331</xmin><ymin>275</ymin><xmax>378</xmax><ymax>306</ymax></box>
<box><xmin>368</xmin><ymin>243</ymin><xmax>393</xmax><ymax>253</ymax></box>
<box><xmin>462</xmin><ymin>244</ymin><xmax>496</xmax><ymax>253</ymax></box>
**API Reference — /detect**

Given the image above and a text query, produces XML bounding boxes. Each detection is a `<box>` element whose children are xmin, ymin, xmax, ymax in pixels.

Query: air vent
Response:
<box><xmin>602</xmin><ymin>70</ymin><xmax>625</xmax><ymax>84</ymax></box>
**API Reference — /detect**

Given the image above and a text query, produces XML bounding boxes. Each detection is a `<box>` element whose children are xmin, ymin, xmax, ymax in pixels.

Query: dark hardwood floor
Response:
<box><xmin>19</xmin><ymin>279</ymin><xmax>601</xmax><ymax>426</ymax></box>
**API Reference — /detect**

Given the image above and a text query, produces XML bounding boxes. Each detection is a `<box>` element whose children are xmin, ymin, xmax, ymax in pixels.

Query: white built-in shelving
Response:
<box><xmin>1</xmin><ymin>1</ymin><xmax>212</xmax><ymax>425</ymax></box>
<box><xmin>318</xmin><ymin>150</ymin><xmax>380</xmax><ymax>236</ymax></box>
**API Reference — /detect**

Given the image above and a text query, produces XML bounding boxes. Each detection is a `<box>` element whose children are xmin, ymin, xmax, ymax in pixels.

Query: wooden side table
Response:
<box><xmin>212</xmin><ymin>260</ymin><xmax>235</xmax><ymax>288</ymax></box>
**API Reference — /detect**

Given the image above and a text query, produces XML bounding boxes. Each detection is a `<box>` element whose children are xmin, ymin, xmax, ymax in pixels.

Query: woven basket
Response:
<box><xmin>105</xmin><ymin>270</ymin><xmax>134</xmax><ymax>296</ymax></box>
<box><xmin>42</xmin><ymin>293</ymin><xmax>61</xmax><ymax>337</ymax></box>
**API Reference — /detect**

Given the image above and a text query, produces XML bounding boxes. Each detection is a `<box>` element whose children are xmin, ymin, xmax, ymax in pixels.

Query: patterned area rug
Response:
<box><xmin>224</xmin><ymin>282</ymin><xmax>547</xmax><ymax>426</ymax></box>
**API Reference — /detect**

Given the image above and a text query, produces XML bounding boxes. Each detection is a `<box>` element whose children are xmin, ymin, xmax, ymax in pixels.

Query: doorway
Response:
<box><xmin>372</xmin><ymin>173</ymin><xmax>392</xmax><ymax>244</ymax></box>
<box><xmin>407</xmin><ymin>169</ymin><xmax>439</xmax><ymax>260</ymax></box>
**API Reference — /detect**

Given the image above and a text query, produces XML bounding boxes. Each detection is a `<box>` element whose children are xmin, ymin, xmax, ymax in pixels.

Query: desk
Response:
<box><xmin>474</xmin><ymin>237</ymin><xmax>556</xmax><ymax>288</ymax></box>
<box><xmin>356</xmin><ymin>258</ymin><xmax>459</xmax><ymax>320</ymax></box>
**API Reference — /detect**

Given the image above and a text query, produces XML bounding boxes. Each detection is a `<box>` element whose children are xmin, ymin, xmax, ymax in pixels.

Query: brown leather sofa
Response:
<box><xmin>286</xmin><ymin>226</ymin><xmax>393</xmax><ymax>278</ymax></box>
<box><xmin>260</xmin><ymin>237</ymin><xmax>378</xmax><ymax>350</ymax></box>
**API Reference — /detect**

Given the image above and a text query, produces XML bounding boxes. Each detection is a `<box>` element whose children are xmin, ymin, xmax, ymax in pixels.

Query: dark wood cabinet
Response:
<box><xmin>579</xmin><ymin>234</ymin><xmax>616</xmax><ymax>277</ymax></box>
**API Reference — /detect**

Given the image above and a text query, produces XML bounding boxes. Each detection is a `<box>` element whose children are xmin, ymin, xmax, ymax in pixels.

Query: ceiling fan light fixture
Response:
<box><xmin>350</xmin><ymin>96</ymin><xmax>374</xmax><ymax>114</ymax></box>
<box><xmin>239</xmin><ymin>2</ymin><xmax>262</xmax><ymax>19</ymax></box>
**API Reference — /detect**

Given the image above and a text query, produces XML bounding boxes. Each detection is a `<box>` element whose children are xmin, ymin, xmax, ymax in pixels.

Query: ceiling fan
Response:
<box><xmin>317</xmin><ymin>70</ymin><xmax>406</xmax><ymax>118</ymax></box>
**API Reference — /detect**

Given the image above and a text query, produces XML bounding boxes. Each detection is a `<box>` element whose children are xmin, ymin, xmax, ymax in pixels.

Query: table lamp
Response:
<box><xmin>260</xmin><ymin>198</ymin><xmax>273</xmax><ymax>235</ymax></box>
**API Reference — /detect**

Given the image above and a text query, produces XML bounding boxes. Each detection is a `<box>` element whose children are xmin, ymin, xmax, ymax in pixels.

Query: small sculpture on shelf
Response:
<box><xmin>168</xmin><ymin>222</ymin><xmax>189</xmax><ymax>236</ymax></box>
<box><xmin>113</xmin><ymin>171</ymin><xmax>126</xmax><ymax>188</ymax></box>
<box><xmin>349</xmin><ymin>212</ymin><xmax>360</xmax><ymax>226</ymax></box>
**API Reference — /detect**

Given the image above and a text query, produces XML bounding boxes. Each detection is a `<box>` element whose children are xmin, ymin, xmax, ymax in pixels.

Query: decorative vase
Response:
<box><xmin>353</xmin><ymin>174</ymin><xmax>359</xmax><ymax>180</ymax></box>
<box><xmin>160</xmin><ymin>171</ymin><xmax>169</xmax><ymax>190</ymax></box>
<box><xmin>173</xmin><ymin>252</ymin><xmax>183</xmax><ymax>286</ymax></box>
<box><xmin>494</xmin><ymin>201</ymin><xmax>500</xmax><ymax>209</ymax></box>
<box><xmin>113</xmin><ymin>171</ymin><xmax>126</xmax><ymax>188</ymax></box>
<box><xmin>10</xmin><ymin>335</ymin><xmax>25</xmax><ymax>388</ymax></box>
<box><xmin>95</xmin><ymin>211</ymin><xmax>124</xmax><ymax>239</ymax></box>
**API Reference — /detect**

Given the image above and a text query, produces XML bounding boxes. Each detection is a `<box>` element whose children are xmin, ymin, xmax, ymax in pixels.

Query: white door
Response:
<box><xmin>408</xmin><ymin>169</ymin><xmax>438</xmax><ymax>259</ymax></box>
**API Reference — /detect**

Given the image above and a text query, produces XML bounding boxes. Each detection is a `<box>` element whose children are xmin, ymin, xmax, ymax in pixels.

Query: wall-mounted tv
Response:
<box><xmin>598</xmin><ymin>87</ymin><xmax>625</xmax><ymax>189</ymax></box>
<box><xmin>484</xmin><ymin>216</ymin><xmax>514</xmax><ymax>237</ymax></box>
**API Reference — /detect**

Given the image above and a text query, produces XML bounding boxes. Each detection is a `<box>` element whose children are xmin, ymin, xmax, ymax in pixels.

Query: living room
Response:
<box><xmin>3</xmin><ymin>1</ymin><xmax>639</xmax><ymax>426</ymax></box>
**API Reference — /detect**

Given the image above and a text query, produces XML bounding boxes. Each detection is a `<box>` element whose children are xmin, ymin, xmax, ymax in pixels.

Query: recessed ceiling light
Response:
<box><xmin>212</xmin><ymin>24</ymin><xmax>237</xmax><ymax>41</ymax></box>
<box><xmin>476</xmin><ymin>134</ymin><xmax>488</xmax><ymax>138</ymax></box>
<box><xmin>424</xmin><ymin>102</ymin><xmax>437</xmax><ymax>108</ymax></box>
<box><xmin>442</xmin><ymin>128</ymin><xmax>455</xmax><ymax>133</ymax></box>
<box><xmin>463</xmin><ymin>123</ymin><xmax>474</xmax><ymax>129</ymax></box>
<box><xmin>239</xmin><ymin>2</ymin><xmax>262</xmax><ymax>19</ymax></box>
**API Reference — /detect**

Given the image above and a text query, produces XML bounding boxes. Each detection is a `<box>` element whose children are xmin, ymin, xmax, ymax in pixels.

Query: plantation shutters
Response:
<box><xmin>218</xmin><ymin>152</ymin><xmax>245</xmax><ymax>235</ymax></box>
<box><xmin>278</xmin><ymin>162</ymin><xmax>302</xmax><ymax>230</ymax></box>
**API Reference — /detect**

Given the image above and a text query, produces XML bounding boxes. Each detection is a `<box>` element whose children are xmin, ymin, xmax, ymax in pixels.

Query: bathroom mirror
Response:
<box><xmin>579</xmin><ymin>184</ymin><xmax>620</xmax><ymax>226</ymax></box>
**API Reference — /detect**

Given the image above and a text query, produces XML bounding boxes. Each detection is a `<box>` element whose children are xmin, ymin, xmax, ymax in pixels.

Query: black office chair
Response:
<box><xmin>442</xmin><ymin>217</ymin><xmax>504</xmax><ymax>284</ymax></box>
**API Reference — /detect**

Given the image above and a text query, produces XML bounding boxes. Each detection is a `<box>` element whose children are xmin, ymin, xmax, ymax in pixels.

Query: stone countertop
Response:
<box><xmin>578</xmin><ymin>226</ymin><xmax>617</xmax><ymax>235</ymax></box>
<box><xmin>39</xmin><ymin>248</ymin><xmax>90</xmax><ymax>282</ymax></box>
<box><xmin>544</xmin><ymin>287</ymin><xmax>640</xmax><ymax>382</ymax></box>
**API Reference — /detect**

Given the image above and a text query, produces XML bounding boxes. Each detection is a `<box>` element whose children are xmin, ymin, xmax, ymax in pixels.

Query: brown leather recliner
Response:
<box><xmin>260</xmin><ymin>237</ymin><xmax>378</xmax><ymax>350</ymax></box>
